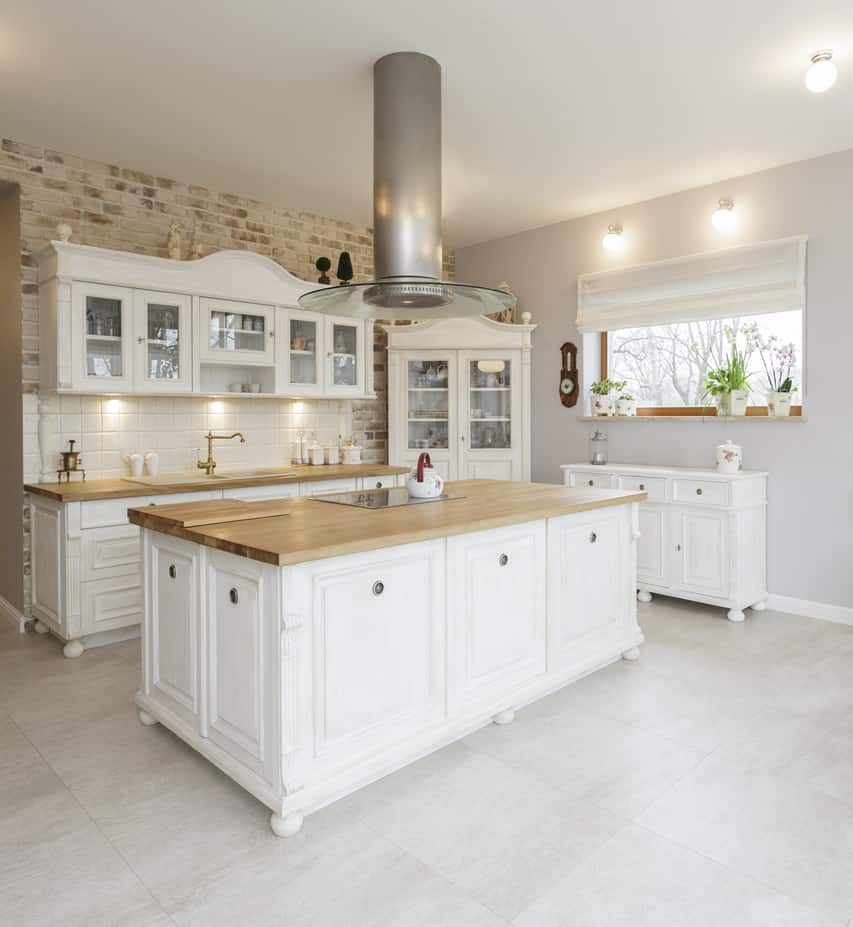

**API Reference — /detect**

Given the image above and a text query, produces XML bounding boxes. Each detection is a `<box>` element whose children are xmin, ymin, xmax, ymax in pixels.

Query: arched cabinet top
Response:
<box><xmin>384</xmin><ymin>314</ymin><xmax>536</xmax><ymax>350</ymax></box>
<box><xmin>38</xmin><ymin>242</ymin><xmax>319</xmax><ymax>306</ymax></box>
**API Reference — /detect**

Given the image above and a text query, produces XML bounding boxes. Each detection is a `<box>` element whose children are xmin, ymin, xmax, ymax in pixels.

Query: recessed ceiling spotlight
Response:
<box><xmin>805</xmin><ymin>50</ymin><xmax>837</xmax><ymax>93</ymax></box>
<box><xmin>711</xmin><ymin>199</ymin><xmax>736</xmax><ymax>232</ymax></box>
<box><xmin>602</xmin><ymin>224</ymin><xmax>625</xmax><ymax>252</ymax></box>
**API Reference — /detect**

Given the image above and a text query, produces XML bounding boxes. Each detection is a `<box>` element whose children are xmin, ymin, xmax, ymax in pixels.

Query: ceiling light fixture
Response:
<box><xmin>602</xmin><ymin>224</ymin><xmax>624</xmax><ymax>252</ymax></box>
<box><xmin>805</xmin><ymin>50</ymin><xmax>837</xmax><ymax>93</ymax></box>
<box><xmin>711</xmin><ymin>199</ymin><xmax>736</xmax><ymax>232</ymax></box>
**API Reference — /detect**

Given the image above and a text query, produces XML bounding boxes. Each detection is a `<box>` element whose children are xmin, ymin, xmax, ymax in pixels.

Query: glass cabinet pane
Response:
<box><xmin>209</xmin><ymin>310</ymin><xmax>266</xmax><ymax>352</ymax></box>
<box><xmin>407</xmin><ymin>359</ymin><xmax>449</xmax><ymax>450</ymax></box>
<box><xmin>290</xmin><ymin>318</ymin><xmax>318</xmax><ymax>385</ymax></box>
<box><xmin>145</xmin><ymin>302</ymin><xmax>181</xmax><ymax>381</ymax></box>
<box><xmin>85</xmin><ymin>295</ymin><xmax>123</xmax><ymax>378</ymax></box>
<box><xmin>469</xmin><ymin>359</ymin><xmax>512</xmax><ymax>449</ymax></box>
<box><xmin>331</xmin><ymin>323</ymin><xmax>357</xmax><ymax>387</ymax></box>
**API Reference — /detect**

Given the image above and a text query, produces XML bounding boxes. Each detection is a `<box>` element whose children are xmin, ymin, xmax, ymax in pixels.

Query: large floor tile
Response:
<box><xmin>514</xmin><ymin>824</ymin><xmax>840</xmax><ymax>926</ymax></box>
<box><xmin>638</xmin><ymin>754</ymin><xmax>853</xmax><ymax>922</ymax></box>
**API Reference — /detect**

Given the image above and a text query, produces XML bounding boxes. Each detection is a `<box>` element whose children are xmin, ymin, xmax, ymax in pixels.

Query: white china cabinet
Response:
<box><xmin>561</xmin><ymin>463</ymin><xmax>767</xmax><ymax>621</ymax></box>
<box><xmin>38</xmin><ymin>242</ymin><xmax>375</xmax><ymax>399</ymax></box>
<box><xmin>387</xmin><ymin>316</ymin><xmax>534</xmax><ymax>481</ymax></box>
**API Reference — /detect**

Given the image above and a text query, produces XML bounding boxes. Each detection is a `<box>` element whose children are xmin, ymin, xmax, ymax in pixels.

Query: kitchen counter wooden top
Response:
<box><xmin>128</xmin><ymin>479</ymin><xmax>646</xmax><ymax>566</ymax></box>
<box><xmin>24</xmin><ymin>463</ymin><xmax>409</xmax><ymax>502</ymax></box>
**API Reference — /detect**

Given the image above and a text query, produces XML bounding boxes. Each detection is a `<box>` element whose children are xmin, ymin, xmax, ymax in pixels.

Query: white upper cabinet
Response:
<box><xmin>37</xmin><ymin>242</ymin><xmax>376</xmax><ymax>399</ymax></box>
<box><xmin>387</xmin><ymin>316</ymin><xmax>535</xmax><ymax>482</ymax></box>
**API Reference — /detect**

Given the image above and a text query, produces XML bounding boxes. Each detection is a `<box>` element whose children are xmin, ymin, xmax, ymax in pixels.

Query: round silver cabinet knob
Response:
<box><xmin>588</xmin><ymin>479</ymin><xmax>594</xmax><ymax>487</ymax></box>
<box><xmin>499</xmin><ymin>553</ymin><xmax>509</xmax><ymax>566</ymax></box>
<box><xmin>589</xmin><ymin>532</ymin><xmax>597</xmax><ymax>543</ymax></box>
<box><xmin>229</xmin><ymin>587</ymin><xmax>239</xmax><ymax>604</ymax></box>
<box><xmin>639</xmin><ymin>483</ymin><xmax>645</xmax><ymax>490</ymax></box>
<box><xmin>168</xmin><ymin>564</ymin><xmax>176</xmax><ymax>579</ymax></box>
<box><xmin>696</xmin><ymin>488</ymin><xmax>703</xmax><ymax>495</ymax></box>
<box><xmin>372</xmin><ymin>581</ymin><xmax>385</xmax><ymax>596</ymax></box>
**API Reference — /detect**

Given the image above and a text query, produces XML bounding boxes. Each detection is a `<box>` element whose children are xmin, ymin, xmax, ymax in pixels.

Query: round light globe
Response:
<box><xmin>602</xmin><ymin>225</ymin><xmax>624</xmax><ymax>252</ymax></box>
<box><xmin>711</xmin><ymin>202</ymin><xmax>736</xmax><ymax>232</ymax></box>
<box><xmin>806</xmin><ymin>54</ymin><xmax>837</xmax><ymax>93</ymax></box>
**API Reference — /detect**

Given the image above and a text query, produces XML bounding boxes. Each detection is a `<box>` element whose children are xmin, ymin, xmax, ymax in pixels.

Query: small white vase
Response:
<box><xmin>767</xmin><ymin>391</ymin><xmax>792</xmax><ymax>417</ymax></box>
<box><xmin>718</xmin><ymin>390</ymin><xmax>748</xmax><ymax>416</ymax></box>
<box><xmin>616</xmin><ymin>397</ymin><xmax>636</xmax><ymax>417</ymax></box>
<box><xmin>591</xmin><ymin>393</ymin><xmax>616</xmax><ymax>416</ymax></box>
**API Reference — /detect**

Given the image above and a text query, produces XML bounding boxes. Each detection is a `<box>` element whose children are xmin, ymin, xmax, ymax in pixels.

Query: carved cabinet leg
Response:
<box><xmin>62</xmin><ymin>639</ymin><xmax>84</xmax><ymax>658</ymax></box>
<box><xmin>270</xmin><ymin>811</ymin><xmax>304</xmax><ymax>838</ymax></box>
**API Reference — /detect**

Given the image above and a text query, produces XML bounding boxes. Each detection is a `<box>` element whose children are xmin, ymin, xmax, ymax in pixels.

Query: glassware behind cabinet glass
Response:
<box><xmin>589</xmin><ymin>429</ymin><xmax>608</xmax><ymax>465</ymax></box>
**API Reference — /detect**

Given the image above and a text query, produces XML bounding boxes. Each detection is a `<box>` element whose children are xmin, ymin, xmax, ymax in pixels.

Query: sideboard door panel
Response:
<box><xmin>672</xmin><ymin>508</ymin><xmax>728</xmax><ymax>597</ymax></box>
<box><xmin>637</xmin><ymin>503</ymin><xmax>668</xmax><ymax>588</ymax></box>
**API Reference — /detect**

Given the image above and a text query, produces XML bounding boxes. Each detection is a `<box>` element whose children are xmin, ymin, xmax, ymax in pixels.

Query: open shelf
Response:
<box><xmin>86</xmin><ymin>334</ymin><xmax>122</xmax><ymax>342</ymax></box>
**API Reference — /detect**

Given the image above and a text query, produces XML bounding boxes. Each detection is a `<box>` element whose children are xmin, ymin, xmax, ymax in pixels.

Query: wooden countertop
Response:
<box><xmin>128</xmin><ymin>479</ymin><xmax>646</xmax><ymax>566</ymax></box>
<box><xmin>24</xmin><ymin>463</ymin><xmax>409</xmax><ymax>502</ymax></box>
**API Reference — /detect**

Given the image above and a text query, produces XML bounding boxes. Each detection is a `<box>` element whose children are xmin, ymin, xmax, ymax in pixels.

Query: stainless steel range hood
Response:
<box><xmin>298</xmin><ymin>52</ymin><xmax>515</xmax><ymax>321</ymax></box>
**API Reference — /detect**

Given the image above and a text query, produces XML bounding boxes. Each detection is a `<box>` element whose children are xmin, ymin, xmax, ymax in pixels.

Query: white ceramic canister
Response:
<box><xmin>124</xmin><ymin>453</ymin><xmax>144</xmax><ymax>477</ymax></box>
<box><xmin>310</xmin><ymin>445</ymin><xmax>325</xmax><ymax>466</ymax></box>
<box><xmin>715</xmin><ymin>438</ymin><xmax>743</xmax><ymax>474</ymax></box>
<box><xmin>325</xmin><ymin>445</ymin><xmax>340</xmax><ymax>465</ymax></box>
<box><xmin>342</xmin><ymin>445</ymin><xmax>362</xmax><ymax>465</ymax></box>
<box><xmin>144</xmin><ymin>452</ymin><xmax>159</xmax><ymax>476</ymax></box>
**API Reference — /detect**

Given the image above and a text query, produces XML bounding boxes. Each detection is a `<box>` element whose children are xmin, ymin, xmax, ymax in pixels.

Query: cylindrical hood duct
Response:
<box><xmin>373</xmin><ymin>52</ymin><xmax>442</xmax><ymax>281</ymax></box>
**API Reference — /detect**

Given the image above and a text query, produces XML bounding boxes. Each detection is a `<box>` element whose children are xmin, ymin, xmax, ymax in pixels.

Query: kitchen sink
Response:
<box><xmin>126</xmin><ymin>468</ymin><xmax>294</xmax><ymax>486</ymax></box>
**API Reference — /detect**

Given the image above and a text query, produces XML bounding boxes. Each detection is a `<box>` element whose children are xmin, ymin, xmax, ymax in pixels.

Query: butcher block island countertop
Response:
<box><xmin>24</xmin><ymin>463</ymin><xmax>409</xmax><ymax>502</ymax></box>
<box><xmin>133</xmin><ymin>477</ymin><xmax>645</xmax><ymax>839</ymax></box>
<box><xmin>128</xmin><ymin>479</ymin><xmax>646</xmax><ymax>565</ymax></box>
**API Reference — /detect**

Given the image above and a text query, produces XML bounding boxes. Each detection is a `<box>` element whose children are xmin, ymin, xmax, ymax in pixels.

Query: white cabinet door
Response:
<box><xmin>133</xmin><ymin>290</ymin><xmax>193</xmax><ymax>392</ymax></box>
<box><xmin>324</xmin><ymin>317</ymin><xmax>365</xmax><ymax>396</ymax></box>
<box><xmin>672</xmin><ymin>507</ymin><xmax>728</xmax><ymax>597</ymax></box>
<box><xmin>145</xmin><ymin>535</ymin><xmax>200</xmax><ymax>729</ymax></box>
<box><xmin>205</xmin><ymin>551</ymin><xmax>278</xmax><ymax>782</ymax></box>
<box><xmin>198</xmin><ymin>297</ymin><xmax>275</xmax><ymax>365</ymax></box>
<box><xmin>294</xmin><ymin>540</ymin><xmax>445</xmax><ymax>777</ymax></box>
<box><xmin>72</xmin><ymin>282</ymin><xmax>134</xmax><ymax>391</ymax></box>
<box><xmin>398</xmin><ymin>352</ymin><xmax>457</xmax><ymax>479</ymax></box>
<box><xmin>637</xmin><ymin>503</ymin><xmax>668</xmax><ymax>588</ymax></box>
<box><xmin>283</xmin><ymin>307</ymin><xmax>324</xmax><ymax>396</ymax></box>
<box><xmin>547</xmin><ymin>507</ymin><xmax>632</xmax><ymax>671</ymax></box>
<box><xmin>457</xmin><ymin>350</ymin><xmax>522</xmax><ymax>481</ymax></box>
<box><xmin>447</xmin><ymin>522</ymin><xmax>546</xmax><ymax>713</ymax></box>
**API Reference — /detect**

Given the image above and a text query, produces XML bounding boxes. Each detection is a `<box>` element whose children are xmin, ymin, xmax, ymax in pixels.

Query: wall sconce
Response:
<box><xmin>805</xmin><ymin>50</ymin><xmax>837</xmax><ymax>93</ymax></box>
<box><xmin>711</xmin><ymin>199</ymin><xmax>736</xmax><ymax>232</ymax></box>
<box><xmin>601</xmin><ymin>224</ymin><xmax>625</xmax><ymax>252</ymax></box>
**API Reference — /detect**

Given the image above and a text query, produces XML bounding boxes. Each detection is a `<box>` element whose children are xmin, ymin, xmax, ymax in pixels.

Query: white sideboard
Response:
<box><xmin>38</xmin><ymin>242</ymin><xmax>374</xmax><ymax>399</ymax></box>
<box><xmin>387</xmin><ymin>316</ymin><xmax>535</xmax><ymax>482</ymax></box>
<box><xmin>562</xmin><ymin>464</ymin><xmax>767</xmax><ymax>621</ymax></box>
<box><xmin>27</xmin><ymin>469</ymin><xmax>404</xmax><ymax>657</ymax></box>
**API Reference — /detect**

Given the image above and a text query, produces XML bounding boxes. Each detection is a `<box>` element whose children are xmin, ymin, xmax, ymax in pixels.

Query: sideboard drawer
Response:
<box><xmin>81</xmin><ymin>525</ymin><xmax>140</xmax><ymax>581</ymax></box>
<box><xmin>567</xmin><ymin>470</ymin><xmax>616</xmax><ymax>490</ymax></box>
<box><xmin>81</xmin><ymin>490</ymin><xmax>220</xmax><ymax>529</ymax></box>
<box><xmin>80</xmin><ymin>575</ymin><xmax>143</xmax><ymax>633</ymax></box>
<box><xmin>672</xmin><ymin>479</ymin><xmax>729</xmax><ymax>507</ymax></box>
<box><xmin>618</xmin><ymin>475</ymin><xmax>667</xmax><ymax>502</ymax></box>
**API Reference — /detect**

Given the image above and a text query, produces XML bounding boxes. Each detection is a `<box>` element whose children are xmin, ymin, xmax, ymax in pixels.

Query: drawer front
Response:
<box><xmin>300</xmin><ymin>478</ymin><xmax>357</xmax><ymax>496</ymax></box>
<box><xmin>672</xmin><ymin>479</ymin><xmax>729</xmax><ymax>507</ymax></box>
<box><xmin>221</xmin><ymin>483</ymin><xmax>299</xmax><ymax>501</ymax></box>
<box><xmin>81</xmin><ymin>525</ymin><xmax>140</xmax><ymax>581</ymax></box>
<box><xmin>567</xmin><ymin>469</ymin><xmax>615</xmax><ymax>490</ymax></box>
<box><xmin>618</xmin><ymin>474</ymin><xmax>667</xmax><ymax>502</ymax></box>
<box><xmin>81</xmin><ymin>490</ymin><xmax>220</xmax><ymax>529</ymax></box>
<box><xmin>356</xmin><ymin>474</ymin><xmax>402</xmax><ymax>491</ymax></box>
<box><xmin>80</xmin><ymin>575</ymin><xmax>142</xmax><ymax>634</ymax></box>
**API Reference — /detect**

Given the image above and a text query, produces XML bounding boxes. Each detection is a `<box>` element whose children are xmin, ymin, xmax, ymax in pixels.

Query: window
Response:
<box><xmin>602</xmin><ymin>309</ymin><xmax>803</xmax><ymax>414</ymax></box>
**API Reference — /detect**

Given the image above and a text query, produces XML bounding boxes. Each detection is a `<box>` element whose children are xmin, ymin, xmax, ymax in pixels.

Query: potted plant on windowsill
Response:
<box><xmin>589</xmin><ymin>378</ymin><xmax>624</xmax><ymax>416</ymax></box>
<box><xmin>616</xmin><ymin>390</ymin><xmax>636</xmax><ymax>416</ymax></box>
<box><xmin>756</xmin><ymin>337</ymin><xmax>797</xmax><ymax>417</ymax></box>
<box><xmin>704</xmin><ymin>349</ymin><xmax>751</xmax><ymax>416</ymax></box>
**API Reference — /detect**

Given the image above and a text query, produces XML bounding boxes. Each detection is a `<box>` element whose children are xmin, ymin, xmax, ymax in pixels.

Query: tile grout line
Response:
<box><xmin>8</xmin><ymin>712</ymin><xmax>180</xmax><ymax>927</ymax></box>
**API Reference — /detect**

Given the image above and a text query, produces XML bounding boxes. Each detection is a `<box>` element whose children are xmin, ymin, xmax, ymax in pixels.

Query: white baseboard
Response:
<box><xmin>0</xmin><ymin>593</ymin><xmax>26</xmax><ymax>633</ymax></box>
<box><xmin>766</xmin><ymin>593</ymin><xmax>853</xmax><ymax>627</ymax></box>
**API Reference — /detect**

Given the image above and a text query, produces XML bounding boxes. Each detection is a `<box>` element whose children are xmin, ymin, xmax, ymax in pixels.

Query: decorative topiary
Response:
<box><xmin>336</xmin><ymin>251</ymin><xmax>354</xmax><ymax>285</ymax></box>
<box><xmin>315</xmin><ymin>256</ymin><xmax>331</xmax><ymax>284</ymax></box>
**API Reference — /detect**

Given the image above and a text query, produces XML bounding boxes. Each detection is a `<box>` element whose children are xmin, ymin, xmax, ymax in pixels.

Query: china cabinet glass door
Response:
<box><xmin>198</xmin><ymin>298</ymin><xmax>275</xmax><ymax>365</ymax></box>
<box><xmin>72</xmin><ymin>283</ymin><xmax>134</xmax><ymax>391</ymax></box>
<box><xmin>324</xmin><ymin>318</ymin><xmax>364</xmax><ymax>394</ymax></box>
<box><xmin>407</xmin><ymin>359</ymin><xmax>450</xmax><ymax>453</ymax></box>
<box><xmin>286</xmin><ymin>309</ymin><xmax>322</xmax><ymax>394</ymax></box>
<box><xmin>134</xmin><ymin>291</ymin><xmax>192</xmax><ymax>392</ymax></box>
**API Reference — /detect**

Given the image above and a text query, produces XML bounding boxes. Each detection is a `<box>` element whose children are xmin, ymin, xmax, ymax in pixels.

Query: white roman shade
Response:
<box><xmin>576</xmin><ymin>236</ymin><xmax>807</xmax><ymax>334</ymax></box>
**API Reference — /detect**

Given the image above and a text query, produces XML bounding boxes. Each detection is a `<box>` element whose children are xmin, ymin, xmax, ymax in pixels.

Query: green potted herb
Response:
<box><xmin>589</xmin><ymin>378</ymin><xmax>624</xmax><ymax>416</ymax></box>
<box><xmin>704</xmin><ymin>349</ymin><xmax>751</xmax><ymax>416</ymax></box>
<box><xmin>616</xmin><ymin>389</ymin><xmax>636</xmax><ymax>417</ymax></box>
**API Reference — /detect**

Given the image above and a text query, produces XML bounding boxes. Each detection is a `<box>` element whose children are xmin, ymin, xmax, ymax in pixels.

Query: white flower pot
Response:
<box><xmin>767</xmin><ymin>391</ymin><xmax>792</xmax><ymax>417</ymax></box>
<box><xmin>616</xmin><ymin>397</ymin><xmax>636</xmax><ymax>417</ymax></box>
<box><xmin>591</xmin><ymin>393</ymin><xmax>616</xmax><ymax>416</ymax></box>
<box><xmin>718</xmin><ymin>389</ymin><xmax>748</xmax><ymax>417</ymax></box>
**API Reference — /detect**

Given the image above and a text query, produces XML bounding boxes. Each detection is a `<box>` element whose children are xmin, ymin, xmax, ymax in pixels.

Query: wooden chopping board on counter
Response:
<box><xmin>133</xmin><ymin>498</ymin><xmax>294</xmax><ymax>528</ymax></box>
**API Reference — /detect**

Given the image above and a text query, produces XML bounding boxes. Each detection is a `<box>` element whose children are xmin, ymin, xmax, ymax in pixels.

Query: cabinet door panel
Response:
<box><xmin>637</xmin><ymin>504</ymin><xmax>668</xmax><ymax>588</ymax></box>
<box><xmin>72</xmin><ymin>283</ymin><xmax>134</xmax><ymax>391</ymax></box>
<box><xmin>147</xmin><ymin>536</ymin><xmax>199</xmax><ymax>728</ymax></box>
<box><xmin>284</xmin><ymin>308</ymin><xmax>323</xmax><ymax>395</ymax></box>
<box><xmin>81</xmin><ymin>576</ymin><xmax>142</xmax><ymax>634</ymax></box>
<box><xmin>81</xmin><ymin>525</ymin><xmax>140</xmax><ymax>581</ymax></box>
<box><xmin>324</xmin><ymin>317</ymin><xmax>365</xmax><ymax>395</ymax></box>
<box><xmin>134</xmin><ymin>290</ymin><xmax>192</xmax><ymax>392</ymax></box>
<box><xmin>673</xmin><ymin>508</ymin><xmax>728</xmax><ymax>597</ymax></box>
<box><xmin>448</xmin><ymin>522</ymin><xmax>546</xmax><ymax>712</ymax></box>
<box><xmin>198</xmin><ymin>298</ymin><xmax>275</xmax><ymax>365</ymax></box>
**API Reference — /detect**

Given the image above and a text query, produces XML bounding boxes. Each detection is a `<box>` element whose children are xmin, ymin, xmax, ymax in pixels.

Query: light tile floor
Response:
<box><xmin>3</xmin><ymin>596</ymin><xmax>853</xmax><ymax>926</ymax></box>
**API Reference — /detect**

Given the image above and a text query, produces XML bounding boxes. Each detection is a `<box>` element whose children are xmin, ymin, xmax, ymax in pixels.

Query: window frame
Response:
<box><xmin>599</xmin><ymin>332</ymin><xmax>803</xmax><ymax>417</ymax></box>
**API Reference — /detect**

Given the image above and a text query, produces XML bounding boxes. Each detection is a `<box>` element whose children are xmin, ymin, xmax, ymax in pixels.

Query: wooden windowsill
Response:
<box><xmin>579</xmin><ymin>413</ymin><xmax>806</xmax><ymax>422</ymax></box>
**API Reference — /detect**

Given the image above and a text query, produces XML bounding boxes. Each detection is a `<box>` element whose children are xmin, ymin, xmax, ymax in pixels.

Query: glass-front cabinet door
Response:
<box><xmin>324</xmin><ymin>317</ymin><xmax>364</xmax><ymax>395</ymax></box>
<box><xmin>458</xmin><ymin>351</ymin><xmax>522</xmax><ymax>481</ymax></box>
<box><xmin>403</xmin><ymin>353</ymin><xmax>455</xmax><ymax>482</ymax></box>
<box><xmin>133</xmin><ymin>291</ymin><xmax>192</xmax><ymax>392</ymax></box>
<box><xmin>198</xmin><ymin>297</ymin><xmax>275</xmax><ymax>365</ymax></box>
<box><xmin>285</xmin><ymin>308</ymin><xmax>323</xmax><ymax>394</ymax></box>
<box><xmin>72</xmin><ymin>282</ymin><xmax>134</xmax><ymax>391</ymax></box>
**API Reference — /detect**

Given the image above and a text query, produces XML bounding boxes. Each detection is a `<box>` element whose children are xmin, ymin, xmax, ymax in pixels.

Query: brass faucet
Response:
<box><xmin>197</xmin><ymin>431</ymin><xmax>245</xmax><ymax>475</ymax></box>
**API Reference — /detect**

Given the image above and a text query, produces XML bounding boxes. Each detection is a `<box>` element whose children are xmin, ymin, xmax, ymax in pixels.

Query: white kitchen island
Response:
<box><xmin>128</xmin><ymin>479</ymin><xmax>645</xmax><ymax>836</ymax></box>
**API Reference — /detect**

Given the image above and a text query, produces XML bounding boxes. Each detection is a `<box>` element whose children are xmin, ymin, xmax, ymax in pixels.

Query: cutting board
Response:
<box><xmin>140</xmin><ymin>498</ymin><xmax>295</xmax><ymax>528</ymax></box>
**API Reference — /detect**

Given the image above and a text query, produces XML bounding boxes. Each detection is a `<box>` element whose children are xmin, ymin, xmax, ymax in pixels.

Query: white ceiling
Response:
<box><xmin>2</xmin><ymin>1</ymin><xmax>852</xmax><ymax>247</ymax></box>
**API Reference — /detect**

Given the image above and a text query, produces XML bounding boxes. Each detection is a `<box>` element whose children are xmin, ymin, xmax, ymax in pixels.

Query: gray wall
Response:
<box><xmin>456</xmin><ymin>149</ymin><xmax>853</xmax><ymax>609</ymax></box>
<box><xmin>0</xmin><ymin>183</ymin><xmax>23</xmax><ymax>613</ymax></box>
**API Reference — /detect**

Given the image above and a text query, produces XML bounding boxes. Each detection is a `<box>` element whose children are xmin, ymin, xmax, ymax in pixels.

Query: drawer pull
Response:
<box><xmin>499</xmin><ymin>553</ymin><xmax>509</xmax><ymax>567</ymax></box>
<box><xmin>589</xmin><ymin>532</ymin><xmax>597</xmax><ymax>543</ymax></box>
<box><xmin>376</xmin><ymin>481</ymin><xmax>383</xmax><ymax>488</ymax></box>
<box><xmin>588</xmin><ymin>479</ymin><xmax>594</xmax><ymax>487</ymax></box>
<box><xmin>168</xmin><ymin>564</ymin><xmax>176</xmax><ymax>579</ymax></box>
<box><xmin>229</xmin><ymin>587</ymin><xmax>239</xmax><ymax>605</ymax></box>
<box><xmin>696</xmin><ymin>488</ymin><xmax>703</xmax><ymax>495</ymax></box>
<box><xmin>675</xmin><ymin>543</ymin><xmax>682</xmax><ymax>552</ymax></box>
<box><xmin>372</xmin><ymin>580</ymin><xmax>384</xmax><ymax>596</ymax></box>
<box><xmin>639</xmin><ymin>483</ymin><xmax>645</xmax><ymax>490</ymax></box>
